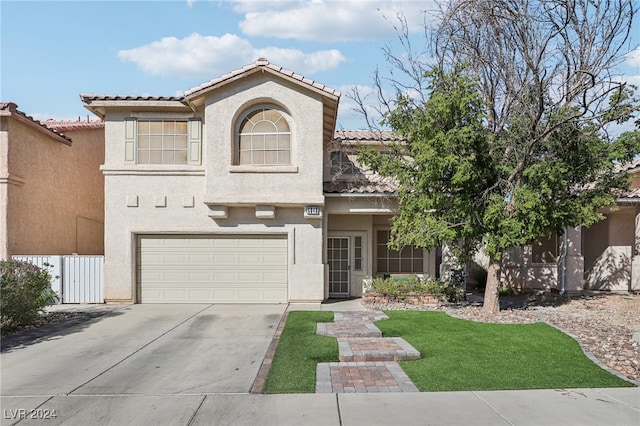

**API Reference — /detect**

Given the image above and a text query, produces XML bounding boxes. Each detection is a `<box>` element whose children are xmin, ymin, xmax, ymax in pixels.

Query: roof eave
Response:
<box><xmin>183</xmin><ymin>61</ymin><xmax>340</xmax><ymax>107</ymax></box>
<box><xmin>80</xmin><ymin>95</ymin><xmax>190</xmax><ymax>119</ymax></box>
<box><xmin>1</xmin><ymin>106</ymin><xmax>72</xmax><ymax>145</ymax></box>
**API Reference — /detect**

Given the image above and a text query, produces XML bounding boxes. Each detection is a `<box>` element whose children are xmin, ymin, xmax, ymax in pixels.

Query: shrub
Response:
<box><xmin>369</xmin><ymin>276</ymin><xmax>463</xmax><ymax>302</ymax></box>
<box><xmin>499</xmin><ymin>286</ymin><xmax>516</xmax><ymax>296</ymax></box>
<box><xmin>423</xmin><ymin>280</ymin><xmax>443</xmax><ymax>295</ymax></box>
<box><xmin>370</xmin><ymin>276</ymin><xmax>425</xmax><ymax>298</ymax></box>
<box><xmin>0</xmin><ymin>260</ymin><xmax>58</xmax><ymax>332</ymax></box>
<box><xmin>441</xmin><ymin>283</ymin><xmax>465</xmax><ymax>303</ymax></box>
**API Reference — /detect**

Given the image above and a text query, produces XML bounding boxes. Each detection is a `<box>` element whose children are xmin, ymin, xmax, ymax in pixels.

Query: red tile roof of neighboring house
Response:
<box><xmin>0</xmin><ymin>102</ymin><xmax>72</xmax><ymax>144</ymax></box>
<box><xmin>184</xmin><ymin>58</ymin><xmax>340</xmax><ymax>99</ymax></box>
<box><xmin>42</xmin><ymin>117</ymin><xmax>105</xmax><ymax>132</ymax></box>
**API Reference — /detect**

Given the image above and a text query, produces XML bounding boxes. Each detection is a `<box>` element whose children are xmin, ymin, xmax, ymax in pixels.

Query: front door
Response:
<box><xmin>328</xmin><ymin>237</ymin><xmax>350</xmax><ymax>297</ymax></box>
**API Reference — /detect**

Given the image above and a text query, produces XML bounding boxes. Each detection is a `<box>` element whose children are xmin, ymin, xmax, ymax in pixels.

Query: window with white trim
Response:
<box><xmin>124</xmin><ymin>118</ymin><xmax>201</xmax><ymax>165</ymax></box>
<box><xmin>236</xmin><ymin>107</ymin><xmax>291</xmax><ymax>165</ymax></box>
<box><xmin>354</xmin><ymin>236</ymin><xmax>363</xmax><ymax>271</ymax></box>
<box><xmin>376</xmin><ymin>229</ymin><xmax>424</xmax><ymax>274</ymax></box>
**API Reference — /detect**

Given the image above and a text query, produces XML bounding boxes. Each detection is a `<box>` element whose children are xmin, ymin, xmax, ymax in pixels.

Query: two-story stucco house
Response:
<box><xmin>81</xmin><ymin>59</ymin><xmax>438</xmax><ymax>304</ymax></box>
<box><xmin>0</xmin><ymin>103</ymin><xmax>105</xmax><ymax>259</ymax></box>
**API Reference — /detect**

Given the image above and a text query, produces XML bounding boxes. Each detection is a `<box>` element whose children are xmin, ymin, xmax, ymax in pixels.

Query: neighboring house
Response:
<box><xmin>81</xmin><ymin>59</ymin><xmax>438</xmax><ymax>304</ymax></box>
<box><xmin>0</xmin><ymin>103</ymin><xmax>105</xmax><ymax>260</ymax></box>
<box><xmin>499</xmin><ymin>159</ymin><xmax>640</xmax><ymax>294</ymax></box>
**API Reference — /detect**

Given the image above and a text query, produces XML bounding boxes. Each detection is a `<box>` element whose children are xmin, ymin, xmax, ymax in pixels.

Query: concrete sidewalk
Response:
<box><xmin>1</xmin><ymin>301</ymin><xmax>638</xmax><ymax>425</ymax></box>
<box><xmin>1</xmin><ymin>387</ymin><xmax>638</xmax><ymax>425</ymax></box>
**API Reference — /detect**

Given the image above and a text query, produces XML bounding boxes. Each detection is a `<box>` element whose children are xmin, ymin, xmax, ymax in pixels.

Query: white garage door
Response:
<box><xmin>138</xmin><ymin>235</ymin><xmax>288</xmax><ymax>303</ymax></box>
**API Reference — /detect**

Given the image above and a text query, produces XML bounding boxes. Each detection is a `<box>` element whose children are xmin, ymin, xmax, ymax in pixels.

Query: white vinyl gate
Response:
<box><xmin>12</xmin><ymin>255</ymin><xmax>104</xmax><ymax>304</ymax></box>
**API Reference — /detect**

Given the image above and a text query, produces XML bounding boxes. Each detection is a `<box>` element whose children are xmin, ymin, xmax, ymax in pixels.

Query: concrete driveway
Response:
<box><xmin>2</xmin><ymin>302</ymin><xmax>639</xmax><ymax>426</ymax></box>
<box><xmin>1</xmin><ymin>304</ymin><xmax>286</xmax><ymax>425</ymax></box>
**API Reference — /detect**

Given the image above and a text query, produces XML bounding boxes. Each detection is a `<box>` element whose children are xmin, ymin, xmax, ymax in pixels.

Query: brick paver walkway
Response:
<box><xmin>338</xmin><ymin>337</ymin><xmax>420</xmax><ymax>361</ymax></box>
<box><xmin>317</xmin><ymin>321</ymin><xmax>382</xmax><ymax>338</ymax></box>
<box><xmin>315</xmin><ymin>310</ymin><xmax>420</xmax><ymax>393</ymax></box>
<box><xmin>316</xmin><ymin>361</ymin><xmax>418</xmax><ymax>393</ymax></box>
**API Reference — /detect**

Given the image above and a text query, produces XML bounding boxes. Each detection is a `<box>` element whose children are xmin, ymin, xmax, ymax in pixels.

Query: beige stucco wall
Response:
<box><xmin>0</xmin><ymin>118</ymin><xmax>9</xmax><ymax>258</ymax></box>
<box><xmin>101</xmin><ymin>170</ymin><xmax>324</xmax><ymax>302</ymax></box>
<box><xmin>584</xmin><ymin>208</ymin><xmax>633</xmax><ymax>291</ymax></box>
<box><xmin>100</xmin><ymin>73</ymin><xmax>328</xmax><ymax>303</ymax></box>
<box><xmin>0</xmin><ymin>117</ymin><xmax>104</xmax><ymax>259</ymax></box>
<box><xmin>204</xmin><ymin>76</ymin><xmax>325</xmax><ymax>206</ymax></box>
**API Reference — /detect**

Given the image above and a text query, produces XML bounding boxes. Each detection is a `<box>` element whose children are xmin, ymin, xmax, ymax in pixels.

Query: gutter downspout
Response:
<box><xmin>560</xmin><ymin>227</ymin><xmax>568</xmax><ymax>295</ymax></box>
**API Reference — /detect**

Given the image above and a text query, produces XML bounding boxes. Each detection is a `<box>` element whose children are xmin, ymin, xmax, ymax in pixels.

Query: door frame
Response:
<box><xmin>327</xmin><ymin>232</ymin><xmax>367</xmax><ymax>298</ymax></box>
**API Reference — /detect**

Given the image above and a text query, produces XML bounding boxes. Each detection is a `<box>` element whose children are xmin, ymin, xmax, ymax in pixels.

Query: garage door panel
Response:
<box><xmin>263</xmin><ymin>289</ymin><xmax>288</xmax><ymax>299</ymax></box>
<box><xmin>264</xmin><ymin>254</ymin><xmax>287</xmax><ymax>264</ymax></box>
<box><xmin>212</xmin><ymin>254</ymin><xmax>238</xmax><ymax>264</ymax></box>
<box><xmin>188</xmin><ymin>254</ymin><xmax>214</xmax><ymax>264</ymax></box>
<box><xmin>238</xmin><ymin>272</ymin><xmax>261</xmax><ymax>281</ymax></box>
<box><xmin>238</xmin><ymin>254</ymin><xmax>261</xmax><ymax>264</ymax></box>
<box><xmin>264</xmin><ymin>271</ymin><xmax>288</xmax><ymax>281</ymax></box>
<box><xmin>138</xmin><ymin>235</ymin><xmax>288</xmax><ymax>303</ymax></box>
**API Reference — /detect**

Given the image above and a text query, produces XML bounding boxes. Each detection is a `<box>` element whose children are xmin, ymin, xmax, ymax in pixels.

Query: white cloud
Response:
<box><xmin>118</xmin><ymin>33</ymin><xmax>252</xmax><ymax>77</ymax></box>
<box><xmin>625</xmin><ymin>47</ymin><xmax>640</xmax><ymax>68</ymax></box>
<box><xmin>118</xmin><ymin>33</ymin><xmax>346</xmax><ymax>78</ymax></box>
<box><xmin>253</xmin><ymin>47</ymin><xmax>346</xmax><ymax>74</ymax></box>
<box><xmin>234</xmin><ymin>0</ymin><xmax>438</xmax><ymax>42</ymax></box>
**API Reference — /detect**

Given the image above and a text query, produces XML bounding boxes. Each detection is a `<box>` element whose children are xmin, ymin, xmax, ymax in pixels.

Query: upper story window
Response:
<box><xmin>330</xmin><ymin>151</ymin><xmax>359</xmax><ymax>176</ymax></box>
<box><xmin>137</xmin><ymin>120</ymin><xmax>188</xmax><ymax>164</ymax></box>
<box><xmin>237</xmin><ymin>107</ymin><xmax>291</xmax><ymax>166</ymax></box>
<box><xmin>124</xmin><ymin>118</ymin><xmax>201</xmax><ymax>165</ymax></box>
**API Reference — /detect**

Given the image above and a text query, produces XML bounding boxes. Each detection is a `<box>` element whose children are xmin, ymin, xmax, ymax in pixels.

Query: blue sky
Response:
<box><xmin>1</xmin><ymin>0</ymin><xmax>640</xmax><ymax>131</ymax></box>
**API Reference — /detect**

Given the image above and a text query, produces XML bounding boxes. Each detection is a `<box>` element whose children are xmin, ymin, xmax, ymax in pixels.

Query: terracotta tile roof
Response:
<box><xmin>42</xmin><ymin>118</ymin><xmax>104</xmax><ymax>132</ymax></box>
<box><xmin>333</xmin><ymin>129</ymin><xmax>403</xmax><ymax>144</ymax></box>
<box><xmin>619</xmin><ymin>187</ymin><xmax>640</xmax><ymax>199</ymax></box>
<box><xmin>1</xmin><ymin>102</ymin><xmax>72</xmax><ymax>144</ymax></box>
<box><xmin>184</xmin><ymin>58</ymin><xmax>340</xmax><ymax>99</ymax></box>
<box><xmin>80</xmin><ymin>94</ymin><xmax>183</xmax><ymax>102</ymax></box>
<box><xmin>616</xmin><ymin>157</ymin><xmax>640</xmax><ymax>173</ymax></box>
<box><xmin>326</xmin><ymin>130</ymin><xmax>401</xmax><ymax>195</ymax></box>
<box><xmin>324</xmin><ymin>179</ymin><xmax>398</xmax><ymax>195</ymax></box>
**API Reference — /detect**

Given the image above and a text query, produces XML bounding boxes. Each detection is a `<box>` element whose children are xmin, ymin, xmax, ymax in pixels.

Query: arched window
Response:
<box><xmin>237</xmin><ymin>107</ymin><xmax>291</xmax><ymax>165</ymax></box>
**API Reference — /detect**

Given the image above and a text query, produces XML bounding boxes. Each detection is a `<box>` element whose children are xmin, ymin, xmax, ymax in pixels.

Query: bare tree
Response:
<box><xmin>351</xmin><ymin>0</ymin><xmax>639</xmax><ymax>314</ymax></box>
<box><xmin>435</xmin><ymin>0</ymin><xmax>637</xmax><ymax>313</ymax></box>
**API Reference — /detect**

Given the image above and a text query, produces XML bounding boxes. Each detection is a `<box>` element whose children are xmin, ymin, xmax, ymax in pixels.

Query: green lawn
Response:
<box><xmin>263</xmin><ymin>311</ymin><xmax>338</xmax><ymax>394</ymax></box>
<box><xmin>377</xmin><ymin>310</ymin><xmax>634</xmax><ymax>391</ymax></box>
<box><xmin>263</xmin><ymin>310</ymin><xmax>633</xmax><ymax>393</ymax></box>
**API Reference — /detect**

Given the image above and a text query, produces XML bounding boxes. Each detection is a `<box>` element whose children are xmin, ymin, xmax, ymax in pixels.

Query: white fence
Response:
<box><xmin>11</xmin><ymin>255</ymin><xmax>104</xmax><ymax>304</ymax></box>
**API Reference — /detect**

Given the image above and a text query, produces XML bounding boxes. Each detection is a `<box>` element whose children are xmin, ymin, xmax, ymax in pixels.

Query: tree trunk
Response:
<box><xmin>482</xmin><ymin>255</ymin><xmax>502</xmax><ymax>315</ymax></box>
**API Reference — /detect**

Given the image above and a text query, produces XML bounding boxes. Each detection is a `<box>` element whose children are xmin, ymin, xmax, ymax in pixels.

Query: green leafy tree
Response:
<box><xmin>355</xmin><ymin>0</ymin><xmax>640</xmax><ymax>313</ymax></box>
